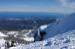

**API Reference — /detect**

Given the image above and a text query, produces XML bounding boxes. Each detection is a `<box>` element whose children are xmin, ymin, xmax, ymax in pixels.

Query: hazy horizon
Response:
<box><xmin>0</xmin><ymin>0</ymin><xmax>75</xmax><ymax>14</ymax></box>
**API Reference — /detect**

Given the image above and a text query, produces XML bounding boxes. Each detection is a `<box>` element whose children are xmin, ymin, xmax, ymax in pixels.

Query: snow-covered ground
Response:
<box><xmin>9</xmin><ymin>15</ymin><xmax>75</xmax><ymax>49</ymax></box>
<box><xmin>0</xmin><ymin>14</ymin><xmax>75</xmax><ymax>49</ymax></box>
<box><xmin>9</xmin><ymin>30</ymin><xmax>75</xmax><ymax>49</ymax></box>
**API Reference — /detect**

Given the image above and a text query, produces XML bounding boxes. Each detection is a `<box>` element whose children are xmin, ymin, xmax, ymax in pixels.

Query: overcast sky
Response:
<box><xmin>0</xmin><ymin>0</ymin><xmax>75</xmax><ymax>13</ymax></box>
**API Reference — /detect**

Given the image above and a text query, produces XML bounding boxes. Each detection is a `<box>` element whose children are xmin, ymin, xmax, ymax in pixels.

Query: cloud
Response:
<box><xmin>0</xmin><ymin>7</ymin><xmax>74</xmax><ymax>14</ymax></box>
<box><xmin>0</xmin><ymin>7</ymin><xmax>50</xmax><ymax>12</ymax></box>
<box><xmin>0</xmin><ymin>0</ymin><xmax>75</xmax><ymax>13</ymax></box>
<box><xmin>59</xmin><ymin>0</ymin><xmax>75</xmax><ymax>10</ymax></box>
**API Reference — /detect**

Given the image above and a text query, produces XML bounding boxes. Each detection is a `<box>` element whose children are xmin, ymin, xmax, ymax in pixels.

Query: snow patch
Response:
<box><xmin>0</xmin><ymin>32</ymin><xmax>8</xmax><ymax>37</ymax></box>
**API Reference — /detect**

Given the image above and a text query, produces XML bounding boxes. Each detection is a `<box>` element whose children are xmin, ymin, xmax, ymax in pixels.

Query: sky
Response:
<box><xmin>0</xmin><ymin>0</ymin><xmax>75</xmax><ymax>13</ymax></box>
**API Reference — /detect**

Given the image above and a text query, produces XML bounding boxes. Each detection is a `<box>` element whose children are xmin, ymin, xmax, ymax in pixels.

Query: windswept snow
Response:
<box><xmin>9</xmin><ymin>30</ymin><xmax>75</xmax><ymax>49</ymax></box>
<box><xmin>9</xmin><ymin>15</ymin><xmax>75</xmax><ymax>49</ymax></box>
<box><xmin>0</xmin><ymin>14</ymin><xmax>75</xmax><ymax>49</ymax></box>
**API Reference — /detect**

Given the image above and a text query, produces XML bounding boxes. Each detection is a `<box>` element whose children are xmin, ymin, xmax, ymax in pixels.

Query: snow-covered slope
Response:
<box><xmin>1</xmin><ymin>14</ymin><xmax>75</xmax><ymax>49</ymax></box>
<box><xmin>9</xmin><ymin>30</ymin><xmax>75</xmax><ymax>49</ymax></box>
<box><xmin>9</xmin><ymin>14</ymin><xmax>75</xmax><ymax>49</ymax></box>
<box><xmin>45</xmin><ymin>15</ymin><xmax>75</xmax><ymax>39</ymax></box>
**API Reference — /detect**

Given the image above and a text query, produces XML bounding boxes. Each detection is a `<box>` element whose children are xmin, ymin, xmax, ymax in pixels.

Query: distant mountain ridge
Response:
<box><xmin>0</xmin><ymin>12</ymin><xmax>63</xmax><ymax>19</ymax></box>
